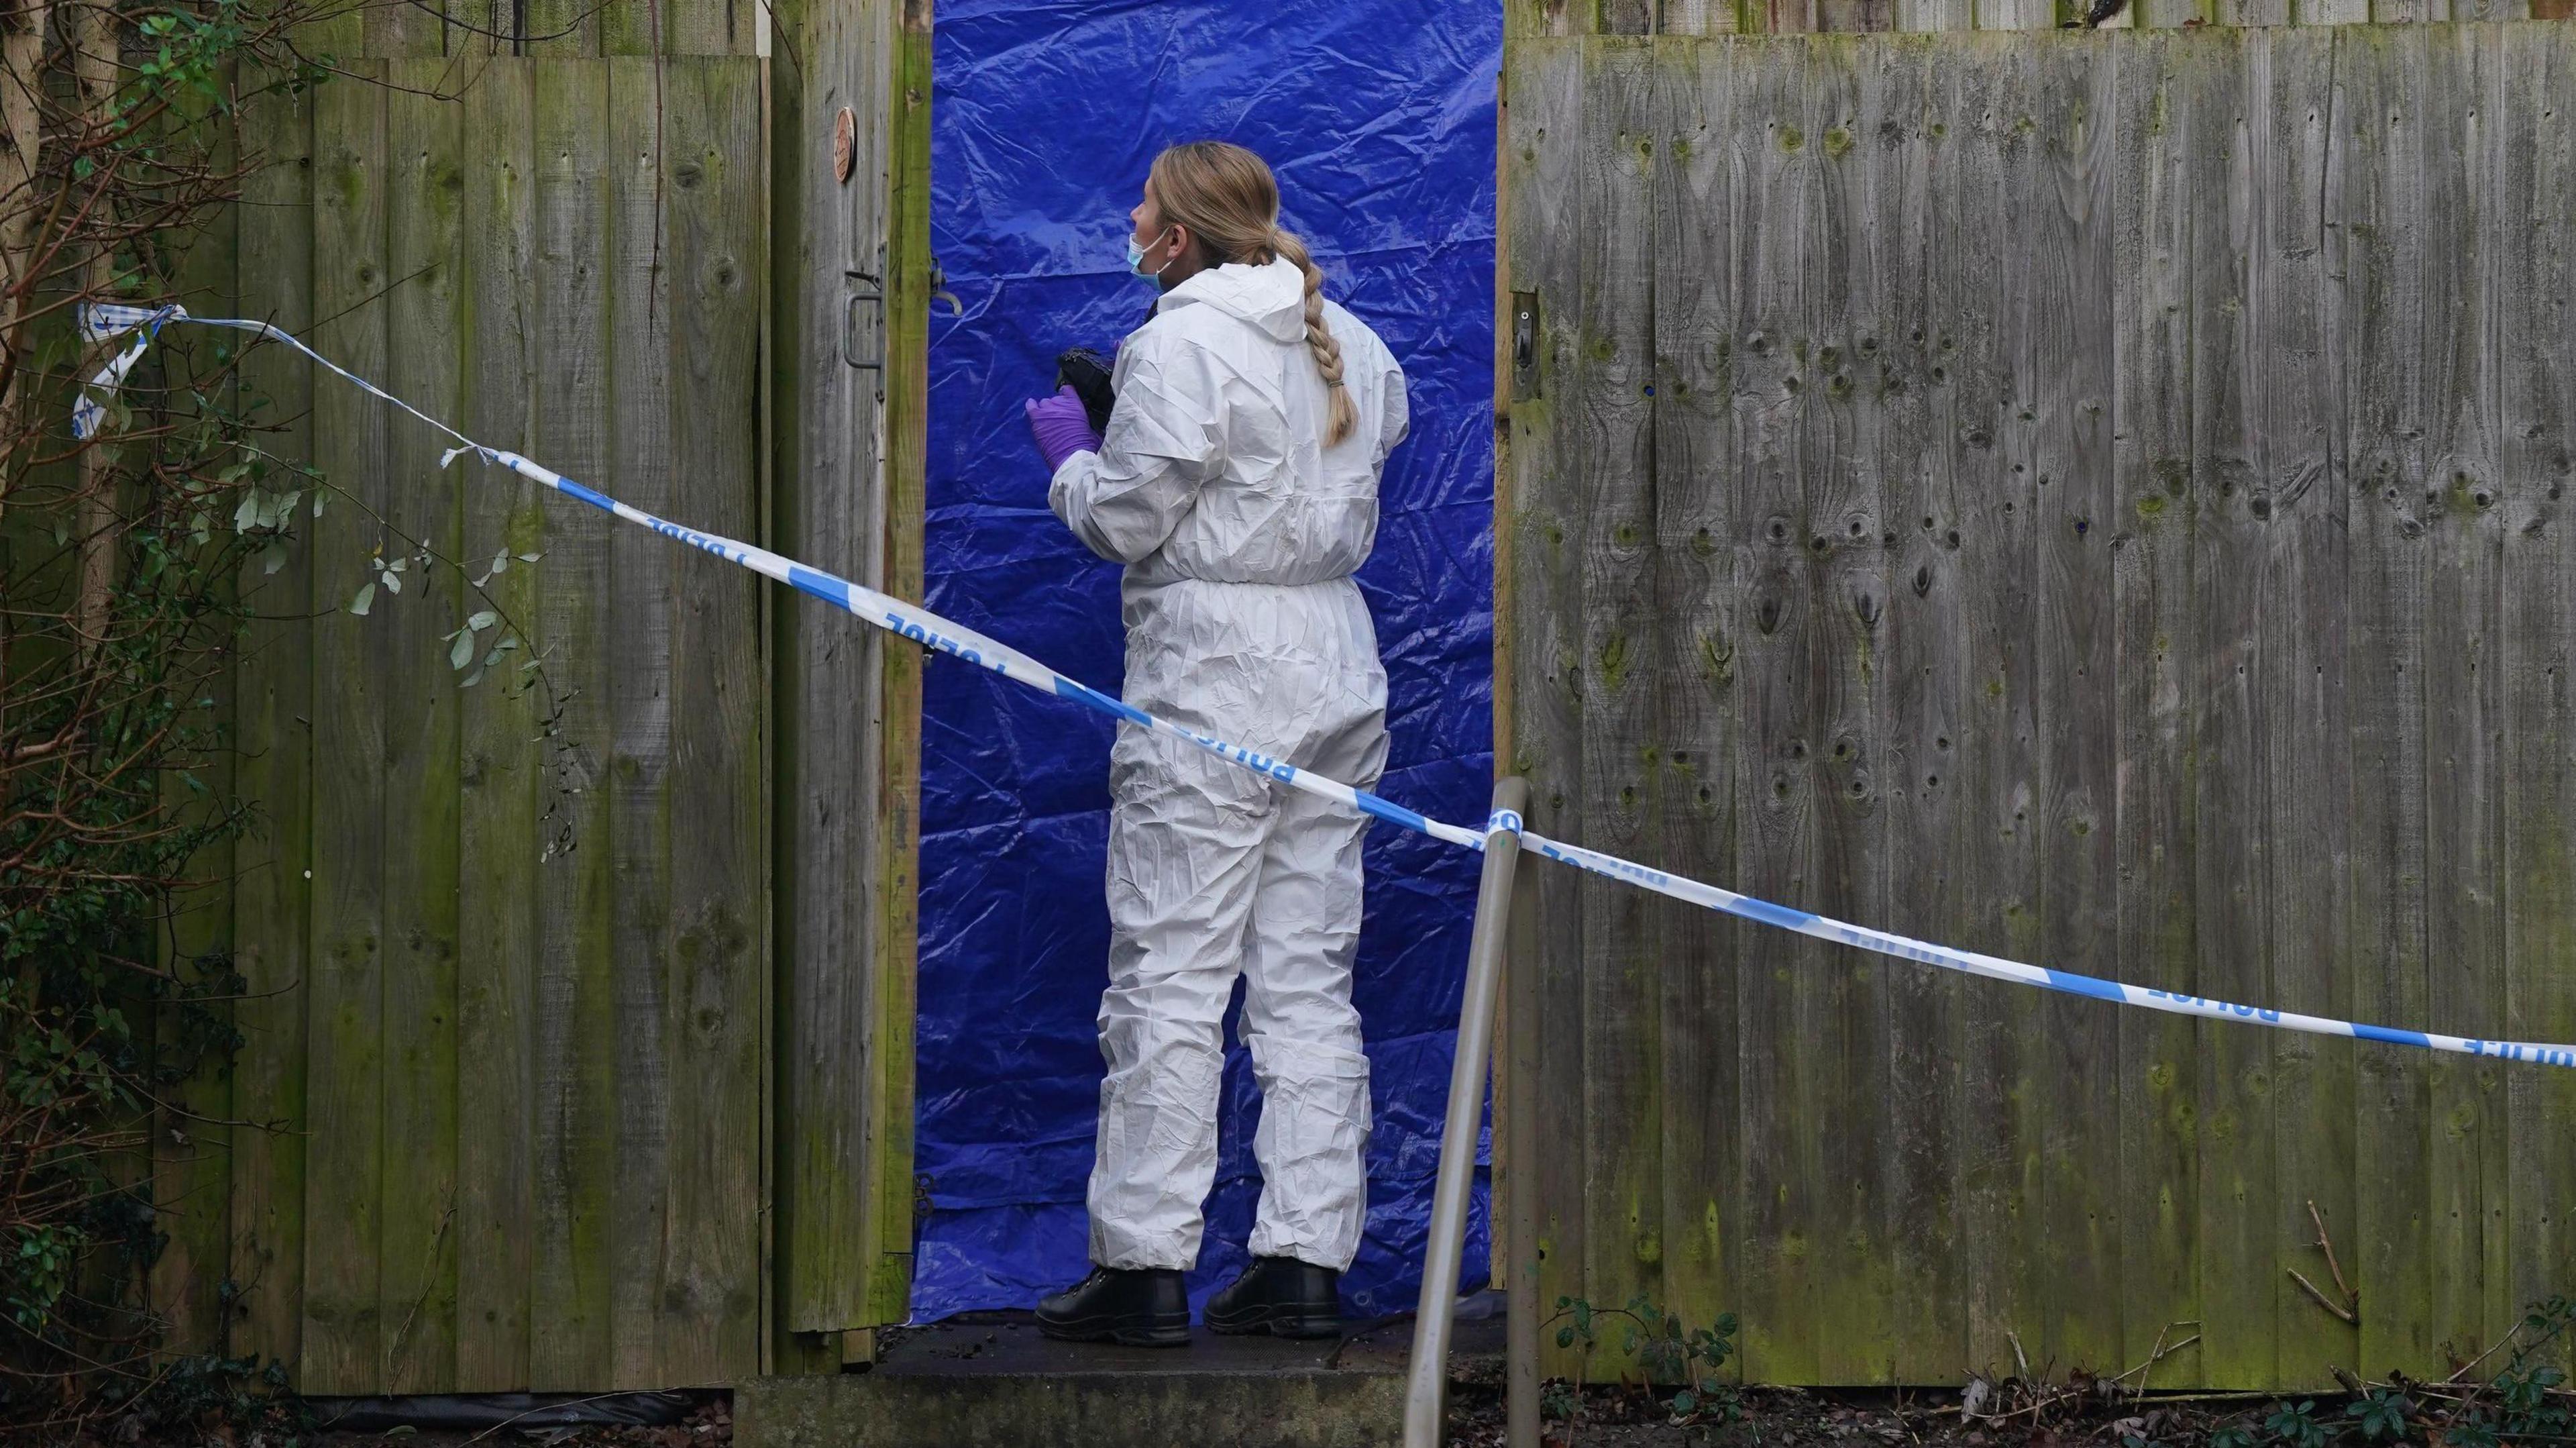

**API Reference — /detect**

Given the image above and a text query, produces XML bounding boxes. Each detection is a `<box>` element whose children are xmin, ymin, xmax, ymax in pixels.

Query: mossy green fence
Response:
<box><xmin>1497</xmin><ymin>20</ymin><xmax>2576</xmax><ymax>1390</ymax></box>
<box><xmin>159</xmin><ymin>0</ymin><xmax>932</xmax><ymax>1395</ymax></box>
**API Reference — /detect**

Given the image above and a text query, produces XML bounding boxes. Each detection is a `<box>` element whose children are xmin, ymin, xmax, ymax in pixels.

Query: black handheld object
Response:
<box><xmin>1055</xmin><ymin>347</ymin><xmax>1117</xmax><ymax>436</ymax></box>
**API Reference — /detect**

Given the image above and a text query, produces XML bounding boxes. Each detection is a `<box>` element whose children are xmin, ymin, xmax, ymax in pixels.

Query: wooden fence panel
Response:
<box><xmin>216</xmin><ymin>54</ymin><xmax>771</xmax><ymax>1394</ymax></box>
<box><xmin>194</xmin><ymin>0</ymin><xmax>932</xmax><ymax>1380</ymax></box>
<box><xmin>1520</xmin><ymin>0</ymin><xmax>2574</xmax><ymax>43</ymax></box>
<box><xmin>1504</xmin><ymin>22</ymin><xmax>2576</xmax><ymax>1390</ymax></box>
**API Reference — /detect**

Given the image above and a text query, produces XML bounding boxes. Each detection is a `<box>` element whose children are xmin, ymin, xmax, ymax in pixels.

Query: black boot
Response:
<box><xmin>1035</xmin><ymin>1265</ymin><xmax>1190</xmax><ymax>1347</ymax></box>
<box><xmin>1204</xmin><ymin>1256</ymin><xmax>1340</xmax><ymax>1339</ymax></box>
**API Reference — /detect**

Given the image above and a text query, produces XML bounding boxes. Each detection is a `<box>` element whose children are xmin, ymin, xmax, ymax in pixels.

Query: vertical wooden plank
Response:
<box><xmin>450</xmin><ymin>0</ymin><xmax>502</xmax><ymax>54</ymax></box>
<box><xmin>2148</xmin><ymin>1</ymin><xmax>2210</xmax><ymax>23</ymax></box>
<box><xmin>2027</xmin><ymin>31</ymin><xmax>2125</xmax><ymax>1376</ymax></box>
<box><xmin>1823</xmin><ymin>0</ymin><xmax>1898</xmax><ymax>29</ymax></box>
<box><xmin>1760</xmin><ymin>0</ymin><xmax>1821</xmax><ymax>33</ymax></box>
<box><xmin>1878</xmin><ymin>32</ymin><xmax>1972</xmax><ymax>1385</ymax></box>
<box><xmin>2418</xmin><ymin>19</ymin><xmax>2510</xmax><ymax>1366</ymax></box>
<box><xmin>1501</xmin><ymin>36</ymin><xmax>1593</xmax><ymax>1375</ymax></box>
<box><xmin>2501</xmin><ymin>19</ymin><xmax>2576</xmax><ymax>1364</ymax></box>
<box><xmin>1947</xmin><ymin>33</ymin><xmax>2043</xmax><ymax>1378</ymax></box>
<box><xmin>2188</xmin><ymin>23</ymin><xmax>2278</xmax><ymax>1390</ymax></box>
<box><xmin>300</xmin><ymin>66</ymin><xmax>389</xmax><ymax>1396</ymax></box>
<box><xmin>1660</xmin><ymin>0</ymin><xmax>1743</xmax><ymax>34</ymax></box>
<box><xmin>598</xmin><ymin>0</ymin><xmax>745</xmax><ymax>55</ymax></box>
<box><xmin>2453</xmin><ymin>0</ymin><xmax>2532</xmax><ymax>23</ymax></box>
<box><xmin>2130</xmin><ymin>0</ymin><xmax>2212</xmax><ymax>36</ymax></box>
<box><xmin>1976</xmin><ymin>0</ymin><xmax>2057</xmax><ymax>35</ymax></box>
<box><xmin>1728</xmin><ymin>34</ymin><xmax>1819</xmax><ymax>1385</ymax></box>
<box><xmin>456</xmin><ymin>55</ymin><xmax>540</xmax><ymax>1391</ymax></box>
<box><xmin>667</xmin><ymin>0</ymin><xmax>741</xmax><ymax>55</ymax></box>
<box><xmin>2110</xmin><ymin>27</ymin><xmax>2204</xmax><ymax>1388</ymax></box>
<box><xmin>869</xmin><ymin>0</ymin><xmax>935</xmax><ymax>1328</ymax></box>
<box><xmin>2249</xmin><ymin>25</ymin><xmax>2355</xmax><ymax>1389</ymax></box>
<box><xmin>1508</xmin><ymin>0</ymin><xmax>1593</xmax><ymax>38</ymax></box>
<box><xmin>378</xmin><ymin>61</ymin><xmax>467</xmax><ymax>1396</ymax></box>
<box><xmin>367</xmin><ymin>0</ymin><xmax>449</xmax><ymax>60</ymax></box>
<box><xmin>770</xmin><ymin>0</ymin><xmax>869</xmax><ymax>1332</ymax></box>
<box><xmin>142</xmin><ymin>59</ymin><xmax>239</xmax><ymax>1359</ymax></box>
<box><xmin>1572</xmin><ymin>33</ymin><xmax>1665</xmax><ymax>1359</ymax></box>
<box><xmin>2370</xmin><ymin>0</ymin><xmax>2442</xmax><ymax>27</ymax></box>
<box><xmin>230</xmin><ymin>72</ymin><xmax>315</xmax><ymax>1376</ymax></box>
<box><xmin>1801</xmin><ymin>36</ymin><xmax>1895</xmax><ymax>1384</ymax></box>
<box><xmin>1988</xmin><ymin>36</ymin><xmax>2055</xmax><ymax>1377</ymax></box>
<box><xmin>865</xmin><ymin>0</ymin><xmax>924</xmax><ymax>1329</ymax></box>
<box><xmin>529</xmin><ymin>57</ymin><xmax>619</xmax><ymax>1391</ymax></box>
<box><xmin>757</xmin><ymin>40</ymin><xmax>782</xmax><ymax>1376</ymax></box>
<box><xmin>775</xmin><ymin>0</ymin><xmax>894</xmax><ymax>1335</ymax></box>
<box><xmin>2215</xmin><ymin>0</ymin><xmax>2294</xmax><ymax>25</ymax></box>
<box><xmin>606</xmin><ymin>52</ymin><xmax>680</xmax><ymax>1385</ymax></box>
<box><xmin>1603</xmin><ymin>0</ymin><xmax>1658</xmax><ymax>31</ymax></box>
<box><xmin>2339</xmin><ymin>20</ymin><xmax>2436</xmax><ymax>1384</ymax></box>
<box><xmin>1895</xmin><ymin>0</ymin><xmax>1972</xmax><ymax>32</ymax></box>
<box><xmin>1650</xmin><ymin>32</ymin><xmax>1741</xmax><ymax>1362</ymax></box>
<box><xmin>299</xmin><ymin>0</ymin><xmax>365</xmax><ymax>63</ymax></box>
<box><xmin>659</xmin><ymin>54</ymin><xmax>767</xmax><ymax>1381</ymax></box>
<box><xmin>525</xmin><ymin>0</ymin><xmax>603</xmax><ymax>58</ymax></box>
<box><xmin>600</xmin><ymin>0</ymin><xmax>657</xmax><ymax>54</ymax></box>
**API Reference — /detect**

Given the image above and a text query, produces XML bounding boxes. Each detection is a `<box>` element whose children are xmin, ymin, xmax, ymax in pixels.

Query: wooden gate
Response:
<box><xmin>166</xmin><ymin>0</ymin><xmax>930</xmax><ymax>1394</ymax></box>
<box><xmin>1500</xmin><ymin>20</ymin><xmax>2576</xmax><ymax>1390</ymax></box>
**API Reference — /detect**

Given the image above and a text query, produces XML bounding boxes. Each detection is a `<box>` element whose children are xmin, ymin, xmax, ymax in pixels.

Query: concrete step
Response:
<box><xmin>735</xmin><ymin>1309</ymin><xmax>1505</xmax><ymax>1448</ymax></box>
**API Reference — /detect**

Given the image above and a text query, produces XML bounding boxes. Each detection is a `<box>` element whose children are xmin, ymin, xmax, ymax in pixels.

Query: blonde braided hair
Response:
<box><xmin>1148</xmin><ymin>141</ymin><xmax>1358</xmax><ymax>446</ymax></box>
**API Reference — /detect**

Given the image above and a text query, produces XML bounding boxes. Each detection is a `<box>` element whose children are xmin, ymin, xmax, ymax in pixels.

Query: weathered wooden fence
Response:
<box><xmin>147</xmin><ymin>0</ymin><xmax>932</xmax><ymax>1394</ymax></box>
<box><xmin>1499</xmin><ymin>21</ymin><xmax>2576</xmax><ymax>1390</ymax></box>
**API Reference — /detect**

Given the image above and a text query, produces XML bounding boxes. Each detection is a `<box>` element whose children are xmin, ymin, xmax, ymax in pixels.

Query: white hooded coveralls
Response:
<box><xmin>1049</xmin><ymin>256</ymin><xmax>1409</xmax><ymax>1273</ymax></box>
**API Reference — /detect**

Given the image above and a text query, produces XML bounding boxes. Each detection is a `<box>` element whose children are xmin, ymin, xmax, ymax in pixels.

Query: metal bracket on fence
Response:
<box><xmin>1403</xmin><ymin>777</ymin><xmax>1532</xmax><ymax>1448</ymax></box>
<box><xmin>1510</xmin><ymin>291</ymin><xmax>1541</xmax><ymax>401</ymax></box>
<box><xmin>843</xmin><ymin>268</ymin><xmax>885</xmax><ymax>376</ymax></box>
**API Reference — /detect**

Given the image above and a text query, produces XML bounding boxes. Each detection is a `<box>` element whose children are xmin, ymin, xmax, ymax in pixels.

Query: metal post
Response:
<box><xmin>1402</xmin><ymin>776</ymin><xmax>1529</xmax><ymax>1448</ymax></box>
<box><xmin>1503</xmin><ymin>809</ymin><xmax>1542</xmax><ymax>1448</ymax></box>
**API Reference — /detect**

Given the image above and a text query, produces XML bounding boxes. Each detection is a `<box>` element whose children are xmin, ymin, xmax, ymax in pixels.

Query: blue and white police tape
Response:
<box><xmin>80</xmin><ymin>303</ymin><xmax>2576</xmax><ymax>1073</ymax></box>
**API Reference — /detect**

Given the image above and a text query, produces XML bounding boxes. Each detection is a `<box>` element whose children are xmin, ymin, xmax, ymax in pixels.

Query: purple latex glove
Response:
<box><xmin>1024</xmin><ymin>384</ymin><xmax>1102</xmax><ymax>474</ymax></box>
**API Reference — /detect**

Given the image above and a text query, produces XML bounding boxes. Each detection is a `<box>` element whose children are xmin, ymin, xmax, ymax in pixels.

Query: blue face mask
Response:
<box><xmin>1126</xmin><ymin>226</ymin><xmax>1175</xmax><ymax>279</ymax></box>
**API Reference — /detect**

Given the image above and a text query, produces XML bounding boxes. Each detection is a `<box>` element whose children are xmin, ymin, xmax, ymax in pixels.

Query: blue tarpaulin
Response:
<box><xmin>913</xmin><ymin>0</ymin><xmax>1501</xmax><ymax>1322</ymax></box>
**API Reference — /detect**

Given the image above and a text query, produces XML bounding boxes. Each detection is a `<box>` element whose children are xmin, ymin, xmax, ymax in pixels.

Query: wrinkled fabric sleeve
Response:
<box><xmin>1050</xmin><ymin>334</ymin><xmax>1227</xmax><ymax>565</ymax></box>
<box><xmin>1375</xmin><ymin>353</ymin><xmax>1411</xmax><ymax>470</ymax></box>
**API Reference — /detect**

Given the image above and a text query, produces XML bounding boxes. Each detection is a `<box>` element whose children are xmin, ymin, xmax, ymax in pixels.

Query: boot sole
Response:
<box><xmin>1204</xmin><ymin>1306</ymin><xmax>1341</xmax><ymax>1340</ymax></box>
<box><xmin>1036</xmin><ymin>1313</ymin><xmax>1191</xmax><ymax>1348</ymax></box>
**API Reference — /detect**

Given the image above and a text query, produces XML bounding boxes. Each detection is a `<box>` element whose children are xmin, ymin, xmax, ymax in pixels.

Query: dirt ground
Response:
<box><xmin>30</xmin><ymin>1378</ymin><xmax>2314</xmax><ymax>1448</ymax></box>
<box><xmin>1441</xmin><ymin>1382</ymin><xmax>2291</xmax><ymax>1448</ymax></box>
<box><xmin>14</xmin><ymin>1394</ymin><xmax>735</xmax><ymax>1448</ymax></box>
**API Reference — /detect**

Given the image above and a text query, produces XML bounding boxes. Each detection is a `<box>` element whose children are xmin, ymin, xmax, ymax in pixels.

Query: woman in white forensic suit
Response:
<box><xmin>1018</xmin><ymin>140</ymin><xmax>1409</xmax><ymax>1347</ymax></box>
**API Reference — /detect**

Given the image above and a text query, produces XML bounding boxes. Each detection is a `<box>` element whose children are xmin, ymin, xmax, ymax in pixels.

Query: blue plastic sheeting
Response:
<box><xmin>912</xmin><ymin>0</ymin><xmax>1500</xmax><ymax>1322</ymax></box>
